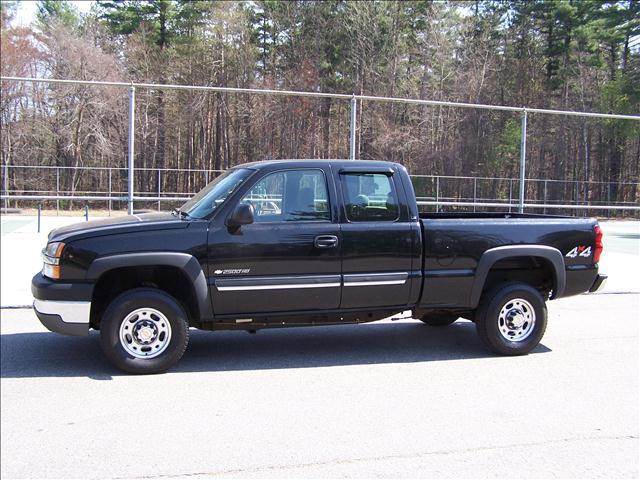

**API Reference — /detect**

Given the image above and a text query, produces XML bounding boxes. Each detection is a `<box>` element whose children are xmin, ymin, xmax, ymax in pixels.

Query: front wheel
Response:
<box><xmin>475</xmin><ymin>282</ymin><xmax>547</xmax><ymax>356</ymax></box>
<box><xmin>99</xmin><ymin>288</ymin><xmax>189</xmax><ymax>374</ymax></box>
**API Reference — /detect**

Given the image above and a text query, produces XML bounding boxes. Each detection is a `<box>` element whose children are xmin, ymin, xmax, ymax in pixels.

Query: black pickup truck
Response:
<box><xmin>32</xmin><ymin>160</ymin><xmax>606</xmax><ymax>373</ymax></box>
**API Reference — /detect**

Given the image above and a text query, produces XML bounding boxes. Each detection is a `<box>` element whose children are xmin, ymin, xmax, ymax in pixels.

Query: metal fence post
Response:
<box><xmin>84</xmin><ymin>204</ymin><xmax>88</xmax><ymax>221</ymax></box>
<box><xmin>157</xmin><ymin>169</ymin><xmax>161</xmax><ymax>211</ymax></box>
<box><xmin>56</xmin><ymin>167</ymin><xmax>60</xmax><ymax>215</ymax></box>
<box><xmin>435</xmin><ymin>176</ymin><xmax>440</xmax><ymax>213</ymax></box>
<box><xmin>349</xmin><ymin>95</ymin><xmax>357</xmax><ymax>160</ymax></box>
<box><xmin>2</xmin><ymin>162</ymin><xmax>8</xmax><ymax>211</ymax></box>
<box><xmin>37</xmin><ymin>203</ymin><xmax>41</xmax><ymax>233</ymax></box>
<box><xmin>127</xmin><ymin>85</ymin><xmax>136</xmax><ymax>215</ymax></box>
<box><xmin>508</xmin><ymin>179</ymin><xmax>513</xmax><ymax>213</ymax></box>
<box><xmin>108</xmin><ymin>168</ymin><xmax>112</xmax><ymax>216</ymax></box>
<box><xmin>473</xmin><ymin>177</ymin><xmax>477</xmax><ymax>212</ymax></box>
<box><xmin>518</xmin><ymin>109</ymin><xmax>528</xmax><ymax>213</ymax></box>
<box><xmin>543</xmin><ymin>180</ymin><xmax>548</xmax><ymax>215</ymax></box>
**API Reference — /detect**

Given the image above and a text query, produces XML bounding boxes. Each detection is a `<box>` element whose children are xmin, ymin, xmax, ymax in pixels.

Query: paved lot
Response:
<box><xmin>1</xmin><ymin>292</ymin><xmax>638</xmax><ymax>479</ymax></box>
<box><xmin>1</xmin><ymin>215</ymin><xmax>638</xmax><ymax>478</ymax></box>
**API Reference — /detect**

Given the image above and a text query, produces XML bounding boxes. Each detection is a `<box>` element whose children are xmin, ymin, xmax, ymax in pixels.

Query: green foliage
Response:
<box><xmin>36</xmin><ymin>0</ymin><xmax>80</xmax><ymax>30</ymax></box>
<box><xmin>600</xmin><ymin>73</ymin><xmax>640</xmax><ymax>137</ymax></box>
<box><xmin>488</xmin><ymin>118</ymin><xmax>522</xmax><ymax>171</ymax></box>
<box><xmin>96</xmin><ymin>0</ymin><xmax>201</xmax><ymax>48</ymax></box>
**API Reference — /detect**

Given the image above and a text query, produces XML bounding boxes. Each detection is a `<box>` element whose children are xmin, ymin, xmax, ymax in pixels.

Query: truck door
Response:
<box><xmin>337</xmin><ymin>167</ymin><xmax>414</xmax><ymax>309</ymax></box>
<box><xmin>208</xmin><ymin>167</ymin><xmax>341</xmax><ymax>315</ymax></box>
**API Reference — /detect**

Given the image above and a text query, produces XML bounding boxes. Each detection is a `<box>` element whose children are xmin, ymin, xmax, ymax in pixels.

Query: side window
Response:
<box><xmin>241</xmin><ymin>169</ymin><xmax>330</xmax><ymax>222</ymax></box>
<box><xmin>342</xmin><ymin>173</ymin><xmax>399</xmax><ymax>222</ymax></box>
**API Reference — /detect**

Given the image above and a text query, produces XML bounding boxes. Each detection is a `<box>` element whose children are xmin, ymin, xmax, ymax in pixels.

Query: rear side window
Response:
<box><xmin>341</xmin><ymin>173</ymin><xmax>399</xmax><ymax>222</ymax></box>
<box><xmin>241</xmin><ymin>169</ymin><xmax>330</xmax><ymax>222</ymax></box>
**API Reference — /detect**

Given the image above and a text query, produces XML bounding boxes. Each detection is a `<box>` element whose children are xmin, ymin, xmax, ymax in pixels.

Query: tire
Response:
<box><xmin>99</xmin><ymin>288</ymin><xmax>189</xmax><ymax>374</ymax></box>
<box><xmin>420</xmin><ymin>313</ymin><xmax>458</xmax><ymax>327</ymax></box>
<box><xmin>475</xmin><ymin>282</ymin><xmax>547</xmax><ymax>356</ymax></box>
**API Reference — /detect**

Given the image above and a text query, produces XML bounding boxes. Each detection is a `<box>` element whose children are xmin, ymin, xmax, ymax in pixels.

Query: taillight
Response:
<box><xmin>594</xmin><ymin>225</ymin><xmax>603</xmax><ymax>263</ymax></box>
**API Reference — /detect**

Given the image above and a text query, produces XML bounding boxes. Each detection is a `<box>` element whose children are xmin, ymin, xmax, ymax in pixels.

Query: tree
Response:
<box><xmin>1</xmin><ymin>0</ymin><xmax>638</xmax><ymax>213</ymax></box>
<box><xmin>98</xmin><ymin>0</ymin><xmax>186</xmax><ymax>174</ymax></box>
<box><xmin>36</xmin><ymin>0</ymin><xmax>80</xmax><ymax>31</ymax></box>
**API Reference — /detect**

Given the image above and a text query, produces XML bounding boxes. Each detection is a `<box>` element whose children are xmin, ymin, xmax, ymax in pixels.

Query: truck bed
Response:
<box><xmin>418</xmin><ymin>213</ymin><xmax>599</xmax><ymax>309</ymax></box>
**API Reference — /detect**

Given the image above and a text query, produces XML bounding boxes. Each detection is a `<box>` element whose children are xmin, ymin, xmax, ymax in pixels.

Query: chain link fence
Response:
<box><xmin>1</xmin><ymin>76</ymin><xmax>639</xmax><ymax>217</ymax></box>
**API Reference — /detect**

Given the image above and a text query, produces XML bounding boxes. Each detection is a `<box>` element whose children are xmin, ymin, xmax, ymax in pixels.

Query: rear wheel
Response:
<box><xmin>99</xmin><ymin>288</ymin><xmax>189</xmax><ymax>374</ymax></box>
<box><xmin>475</xmin><ymin>282</ymin><xmax>547</xmax><ymax>355</ymax></box>
<box><xmin>420</xmin><ymin>313</ymin><xmax>458</xmax><ymax>327</ymax></box>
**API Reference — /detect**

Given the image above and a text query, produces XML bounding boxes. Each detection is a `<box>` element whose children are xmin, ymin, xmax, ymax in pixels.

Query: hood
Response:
<box><xmin>49</xmin><ymin>212</ymin><xmax>189</xmax><ymax>242</ymax></box>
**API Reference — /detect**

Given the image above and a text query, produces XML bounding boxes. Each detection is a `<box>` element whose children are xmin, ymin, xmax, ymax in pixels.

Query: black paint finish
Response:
<box><xmin>420</xmin><ymin>216</ymin><xmax>597</xmax><ymax>308</ymax></box>
<box><xmin>31</xmin><ymin>273</ymin><xmax>94</xmax><ymax>302</ymax></box>
<box><xmin>33</xmin><ymin>159</ymin><xmax>603</xmax><ymax>331</ymax></box>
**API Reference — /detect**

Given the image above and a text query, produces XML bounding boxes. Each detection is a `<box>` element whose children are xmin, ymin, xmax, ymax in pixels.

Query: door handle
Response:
<box><xmin>314</xmin><ymin>235</ymin><xmax>338</xmax><ymax>249</ymax></box>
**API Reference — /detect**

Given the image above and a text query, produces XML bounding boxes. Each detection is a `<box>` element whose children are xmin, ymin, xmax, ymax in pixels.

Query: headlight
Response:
<box><xmin>42</xmin><ymin>242</ymin><xmax>65</xmax><ymax>279</ymax></box>
<box><xmin>44</xmin><ymin>242</ymin><xmax>65</xmax><ymax>258</ymax></box>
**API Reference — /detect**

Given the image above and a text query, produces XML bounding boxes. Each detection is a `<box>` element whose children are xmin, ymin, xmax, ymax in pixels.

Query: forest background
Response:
<box><xmin>1</xmin><ymin>0</ymin><xmax>639</xmax><ymax>211</ymax></box>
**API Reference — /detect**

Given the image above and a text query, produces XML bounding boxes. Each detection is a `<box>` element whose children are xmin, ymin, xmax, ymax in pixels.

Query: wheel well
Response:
<box><xmin>482</xmin><ymin>256</ymin><xmax>555</xmax><ymax>299</ymax></box>
<box><xmin>90</xmin><ymin>266</ymin><xmax>199</xmax><ymax>329</ymax></box>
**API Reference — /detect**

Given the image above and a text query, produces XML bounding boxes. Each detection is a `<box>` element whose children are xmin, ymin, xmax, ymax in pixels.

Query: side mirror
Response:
<box><xmin>227</xmin><ymin>203</ymin><xmax>254</xmax><ymax>229</ymax></box>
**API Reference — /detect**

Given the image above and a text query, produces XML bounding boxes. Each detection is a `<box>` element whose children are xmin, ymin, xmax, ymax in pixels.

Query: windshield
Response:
<box><xmin>180</xmin><ymin>168</ymin><xmax>253</xmax><ymax>219</ymax></box>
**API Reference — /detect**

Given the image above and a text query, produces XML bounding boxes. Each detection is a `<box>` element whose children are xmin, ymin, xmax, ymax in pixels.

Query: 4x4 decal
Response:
<box><xmin>565</xmin><ymin>246</ymin><xmax>592</xmax><ymax>258</ymax></box>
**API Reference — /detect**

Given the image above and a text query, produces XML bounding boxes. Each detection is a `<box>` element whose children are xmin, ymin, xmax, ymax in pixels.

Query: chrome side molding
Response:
<box><xmin>215</xmin><ymin>275</ymin><xmax>341</xmax><ymax>292</ymax></box>
<box><xmin>343</xmin><ymin>272</ymin><xmax>408</xmax><ymax>287</ymax></box>
<box><xmin>215</xmin><ymin>272</ymin><xmax>410</xmax><ymax>291</ymax></box>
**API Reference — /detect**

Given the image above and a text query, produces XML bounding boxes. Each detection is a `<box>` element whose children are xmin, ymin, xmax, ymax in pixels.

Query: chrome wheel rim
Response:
<box><xmin>119</xmin><ymin>308</ymin><xmax>172</xmax><ymax>359</ymax></box>
<box><xmin>497</xmin><ymin>298</ymin><xmax>536</xmax><ymax>342</ymax></box>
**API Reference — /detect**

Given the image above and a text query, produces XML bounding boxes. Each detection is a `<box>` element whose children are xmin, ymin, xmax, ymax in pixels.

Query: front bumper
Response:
<box><xmin>589</xmin><ymin>274</ymin><xmax>608</xmax><ymax>293</ymax></box>
<box><xmin>31</xmin><ymin>273</ymin><xmax>92</xmax><ymax>336</ymax></box>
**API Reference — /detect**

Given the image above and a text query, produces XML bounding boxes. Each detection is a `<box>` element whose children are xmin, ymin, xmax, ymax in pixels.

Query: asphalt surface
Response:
<box><xmin>1</xmin><ymin>292</ymin><xmax>638</xmax><ymax>479</ymax></box>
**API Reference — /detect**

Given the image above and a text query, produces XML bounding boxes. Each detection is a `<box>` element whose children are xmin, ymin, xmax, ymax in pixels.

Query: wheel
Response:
<box><xmin>475</xmin><ymin>282</ymin><xmax>547</xmax><ymax>356</ymax></box>
<box><xmin>99</xmin><ymin>288</ymin><xmax>189</xmax><ymax>374</ymax></box>
<box><xmin>420</xmin><ymin>313</ymin><xmax>458</xmax><ymax>326</ymax></box>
